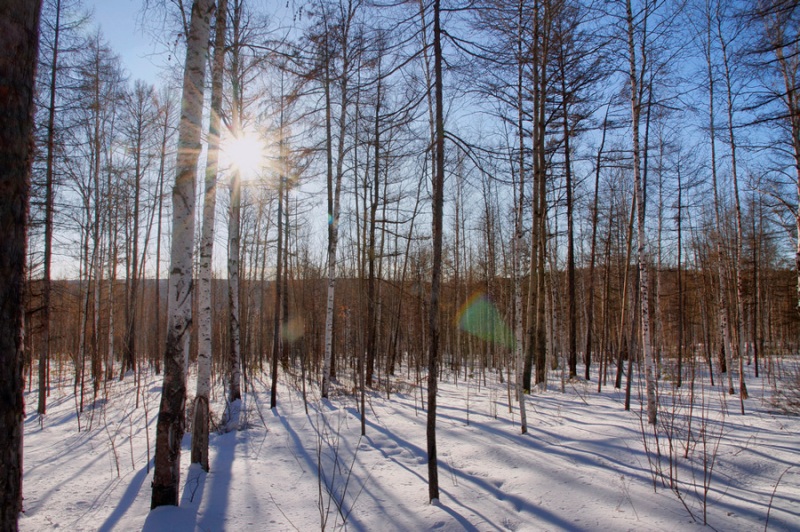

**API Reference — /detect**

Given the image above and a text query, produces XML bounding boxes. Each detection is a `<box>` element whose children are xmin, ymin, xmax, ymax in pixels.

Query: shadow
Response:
<box><xmin>361</xmin><ymin>413</ymin><xmax>579</xmax><ymax>530</ymax></box>
<box><xmin>196</xmin><ymin>431</ymin><xmax>238</xmax><ymax>531</ymax></box>
<box><xmin>98</xmin><ymin>461</ymin><xmax>153</xmax><ymax>532</ymax></box>
<box><xmin>142</xmin><ymin>439</ymin><xmax>227</xmax><ymax>532</ymax></box>
<box><xmin>432</xmin><ymin>499</ymin><xmax>483</xmax><ymax>532</ymax></box>
<box><xmin>142</xmin><ymin>505</ymin><xmax>200</xmax><ymax>531</ymax></box>
<box><xmin>275</xmin><ymin>407</ymin><xmax>369</xmax><ymax>531</ymax></box>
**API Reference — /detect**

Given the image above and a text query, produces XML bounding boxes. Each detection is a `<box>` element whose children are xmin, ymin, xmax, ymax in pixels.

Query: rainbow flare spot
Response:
<box><xmin>456</xmin><ymin>292</ymin><xmax>514</xmax><ymax>348</ymax></box>
<box><xmin>281</xmin><ymin>316</ymin><xmax>305</xmax><ymax>343</ymax></box>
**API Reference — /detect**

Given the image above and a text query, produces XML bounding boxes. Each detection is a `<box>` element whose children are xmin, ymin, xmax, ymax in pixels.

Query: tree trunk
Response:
<box><xmin>151</xmin><ymin>0</ymin><xmax>213</xmax><ymax>509</ymax></box>
<box><xmin>366</xmin><ymin>68</ymin><xmax>382</xmax><ymax>389</ymax></box>
<box><xmin>626</xmin><ymin>0</ymin><xmax>657</xmax><ymax>425</ymax></box>
<box><xmin>270</xmin><ymin>122</ymin><xmax>284</xmax><ymax>410</ymax></box>
<box><xmin>584</xmin><ymin>106</ymin><xmax>609</xmax><ymax>382</ymax></box>
<box><xmin>513</xmin><ymin>0</ymin><xmax>527</xmax><ymax>434</ymax></box>
<box><xmin>0</xmin><ymin>1</ymin><xmax>41</xmax><ymax>527</ymax></box>
<box><xmin>192</xmin><ymin>0</ymin><xmax>226</xmax><ymax>471</ymax></box>
<box><xmin>718</xmin><ymin>23</ymin><xmax>748</xmax><ymax>406</ymax></box>
<box><xmin>227</xmin><ymin>0</ymin><xmax>244</xmax><ymax>408</ymax></box>
<box><xmin>428</xmin><ymin>0</ymin><xmax>444</xmax><ymax>503</ymax></box>
<box><xmin>321</xmin><ymin>6</ymin><xmax>352</xmax><ymax>398</ymax></box>
<box><xmin>704</xmin><ymin>4</ymin><xmax>734</xmax><ymax>395</ymax></box>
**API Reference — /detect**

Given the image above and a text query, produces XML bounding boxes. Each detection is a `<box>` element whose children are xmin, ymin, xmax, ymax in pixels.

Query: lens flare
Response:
<box><xmin>456</xmin><ymin>292</ymin><xmax>514</xmax><ymax>348</ymax></box>
<box><xmin>281</xmin><ymin>316</ymin><xmax>305</xmax><ymax>343</ymax></box>
<box><xmin>222</xmin><ymin>130</ymin><xmax>265</xmax><ymax>177</ymax></box>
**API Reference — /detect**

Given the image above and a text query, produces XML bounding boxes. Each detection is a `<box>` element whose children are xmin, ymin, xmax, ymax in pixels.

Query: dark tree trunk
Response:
<box><xmin>0</xmin><ymin>1</ymin><xmax>41</xmax><ymax>528</ymax></box>
<box><xmin>584</xmin><ymin>107</ymin><xmax>609</xmax><ymax>382</ymax></box>
<box><xmin>427</xmin><ymin>0</ymin><xmax>444</xmax><ymax>504</ymax></box>
<box><xmin>39</xmin><ymin>0</ymin><xmax>60</xmax><ymax>416</ymax></box>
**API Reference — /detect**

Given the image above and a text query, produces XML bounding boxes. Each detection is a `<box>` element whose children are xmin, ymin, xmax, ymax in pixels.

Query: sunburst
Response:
<box><xmin>222</xmin><ymin>131</ymin><xmax>265</xmax><ymax>178</ymax></box>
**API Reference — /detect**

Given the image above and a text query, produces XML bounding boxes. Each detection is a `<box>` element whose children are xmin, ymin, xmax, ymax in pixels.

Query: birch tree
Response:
<box><xmin>319</xmin><ymin>0</ymin><xmax>358</xmax><ymax>399</ymax></box>
<box><xmin>226</xmin><ymin>0</ymin><xmax>244</xmax><ymax>411</ymax></box>
<box><xmin>699</xmin><ymin>0</ymin><xmax>735</xmax><ymax>394</ymax></box>
<box><xmin>192</xmin><ymin>0</ymin><xmax>227</xmax><ymax>471</ymax></box>
<box><xmin>625</xmin><ymin>0</ymin><xmax>657</xmax><ymax>424</ymax></box>
<box><xmin>716</xmin><ymin>7</ymin><xmax>749</xmax><ymax>406</ymax></box>
<box><xmin>151</xmin><ymin>0</ymin><xmax>214</xmax><ymax>509</ymax></box>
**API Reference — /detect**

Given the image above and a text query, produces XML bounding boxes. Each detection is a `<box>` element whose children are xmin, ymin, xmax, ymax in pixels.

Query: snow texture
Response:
<box><xmin>20</xmin><ymin>361</ymin><xmax>800</xmax><ymax>531</ymax></box>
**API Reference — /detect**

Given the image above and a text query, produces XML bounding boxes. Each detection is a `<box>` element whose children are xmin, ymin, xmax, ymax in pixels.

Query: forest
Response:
<box><xmin>1</xmin><ymin>0</ymin><xmax>799</xmax><ymax>530</ymax></box>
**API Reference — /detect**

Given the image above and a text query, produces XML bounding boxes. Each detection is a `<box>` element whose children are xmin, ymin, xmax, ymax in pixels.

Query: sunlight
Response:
<box><xmin>222</xmin><ymin>130</ymin><xmax>265</xmax><ymax>178</ymax></box>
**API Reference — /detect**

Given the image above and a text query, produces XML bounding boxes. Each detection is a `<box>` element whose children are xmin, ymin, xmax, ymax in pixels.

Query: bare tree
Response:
<box><xmin>192</xmin><ymin>0</ymin><xmax>227</xmax><ymax>471</ymax></box>
<box><xmin>427</xmin><ymin>0</ymin><xmax>444</xmax><ymax>503</ymax></box>
<box><xmin>625</xmin><ymin>0</ymin><xmax>657</xmax><ymax>424</ymax></box>
<box><xmin>319</xmin><ymin>0</ymin><xmax>359</xmax><ymax>399</ymax></box>
<box><xmin>151</xmin><ymin>0</ymin><xmax>214</xmax><ymax>509</ymax></box>
<box><xmin>121</xmin><ymin>80</ymin><xmax>158</xmax><ymax>378</ymax></box>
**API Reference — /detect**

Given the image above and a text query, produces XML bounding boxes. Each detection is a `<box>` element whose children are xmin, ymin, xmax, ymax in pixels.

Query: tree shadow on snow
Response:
<box><xmin>142</xmin><ymin>432</ymin><xmax>237</xmax><ymax>532</ymax></box>
<box><xmin>97</xmin><ymin>461</ymin><xmax>152</xmax><ymax>532</ymax></box>
<box><xmin>274</xmin><ymin>407</ymin><xmax>370</xmax><ymax>531</ymax></box>
<box><xmin>196</xmin><ymin>430</ymin><xmax>238</xmax><ymax>531</ymax></box>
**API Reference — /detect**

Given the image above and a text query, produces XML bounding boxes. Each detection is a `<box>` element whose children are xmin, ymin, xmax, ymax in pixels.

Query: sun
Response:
<box><xmin>222</xmin><ymin>131</ymin><xmax>265</xmax><ymax>177</ymax></box>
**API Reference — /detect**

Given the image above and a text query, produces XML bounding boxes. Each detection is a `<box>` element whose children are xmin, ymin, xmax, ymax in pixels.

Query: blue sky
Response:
<box><xmin>87</xmin><ymin>0</ymin><xmax>161</xmax><ymax>84</ymax></box>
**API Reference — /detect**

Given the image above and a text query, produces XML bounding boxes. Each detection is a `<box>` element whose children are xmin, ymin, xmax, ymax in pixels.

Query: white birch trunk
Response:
<box><xmin>192</xmin><ymin>0</ymin><xmax>226</xmax><ymax>471</ymax></box>
<box><xmin>151</xmin><ymin>0</ymin><xmax>213</xmax><ymax>509</ymax></box>
<box><xmin>228</xmin><ymin>167</ymin><xmax>242</xmax><ymax>406</ymax></box>
<box><xmin>321</xmin><ymin>6</ymin><xmax>352</xmax><ymax>398</ymax></box>
<box><xmin>626</xmin><ymin>0</ymin><xmax>657</xmax><ymax>425</ymax></box>
<box><xmin>719</xmin><ymin>28</ymin><xmax>748</xmax><ymax>405</ymax></box>
<box><xmin>704</xmin><ymin>5</ymin><xmax>735</xmax><ymax>395</ymax></box>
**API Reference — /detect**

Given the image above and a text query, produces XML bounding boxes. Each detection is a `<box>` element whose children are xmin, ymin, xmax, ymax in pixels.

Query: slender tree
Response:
<box><xmin>151</xmin><ymin>0</ymin><xmax>214</xmax><ymax>509</ymax></box>
<box><xmin>427</xmin><ymin>0</ymin><xmax>444</xmax><ymax>503</ymax></box>
<box><xmin>227</xmin><ymin>0</ymin><xmax>244</xmax><ymax>408</ymax></box>
<box><xmin>716</xmin><ymin>9</ymin><xmax>749</xmax><ymax>406</ymax></box>
<box><xmin>121</xmin><ymin>80</ymin><xmax>157</xmax><ymax>378</ymax></box>
<box><xmin>625</xmin><ymin>0</ymin><xmax>657</xmax><ymax>425</ymax></box>
<box><xmin>192</xmin><ymin>0</ymin><xmax>227</xmax><ymax>470</ymax></box>
<box><xmin>701</xmin><ymin>0</ymin><xmax>735</xmax><ymax>394</ymax></box>
<box><xmin>37</xmin><ymin>0</ymin><xmax>64</xmax><ymax>415</ymax></box>
<box><xmin>512</xmin><ymin>0</ymin><xmax>528</xmax><ymax>433</ymax></box>
<box><xmin>320</xmin><ymin>0</ymin><xmax>358</xmax><ymax>399</ymax></box>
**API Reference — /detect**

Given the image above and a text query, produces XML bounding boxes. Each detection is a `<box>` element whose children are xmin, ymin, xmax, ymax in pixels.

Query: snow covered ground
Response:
<box><xmin>20</xmin><ymin>359</ymin><xmax>800</xmax><ymax>531</ymax></box>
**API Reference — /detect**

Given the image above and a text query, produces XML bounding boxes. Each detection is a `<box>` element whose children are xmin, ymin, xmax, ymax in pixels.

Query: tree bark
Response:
<box><xmin>428</xmin><ymin>0</ymin><xmax>444</xmax><ymax>503</ymax></box>
<box><xmin>0</xmin><ymin>1</ymin><xmax>41</xmax><ymax>527</ymax></box>
<box><xmin>321</xmin><ymin>1</ymin><xmax>353</xmax><ymax>398</ymax></box>
<box><xmin>192</xmin><ymin>0</ymin><xmax>226</xmax><ymax>471</ymax></box>
<box><xmin>513</xmin><ymin>0</ymin><xmax>527</xmax><ymax>434</ymax></box>
<box><xmin>151</xmin><ymin>0</ymin><xmax>213</xmax><ymax>509</ymax></box>
<box><xmin>626</xmin><ymin>0</ymin><xmax>657</xmax><ymax>425</ymax></box>
<box><xmin>39</xmin><ymin>0</ymin><xmax>60</xmax><ymax>416</ymax></box>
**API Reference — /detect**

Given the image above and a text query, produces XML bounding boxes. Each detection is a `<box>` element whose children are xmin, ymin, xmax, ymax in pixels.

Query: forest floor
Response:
<box><xmin>19</xmin><ymin>356</ymin><xmax>800</xmax><ymax>531</ymax></box>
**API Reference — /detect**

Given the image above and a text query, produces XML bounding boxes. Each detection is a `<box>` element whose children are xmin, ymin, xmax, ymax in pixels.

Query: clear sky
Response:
<box><xmin>86</xmin><ymin>0</ymin><xmax>162</xmax><ymax>85</ymax></box>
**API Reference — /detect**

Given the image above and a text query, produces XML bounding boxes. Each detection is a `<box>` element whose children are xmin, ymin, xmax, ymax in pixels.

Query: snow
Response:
<box><xmin>20</xmin><ymin>361</ymin><xmax>800</xmax><ymax>531</ymax></box>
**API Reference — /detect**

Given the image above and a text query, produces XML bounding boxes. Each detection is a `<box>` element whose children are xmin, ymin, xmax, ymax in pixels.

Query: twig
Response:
<box><xmin>270</xmin><ymin>492</ymin><xmax>301</xmax><ymax>532</ymax></box>
<box><xmin>764</xmin><ymin>465</ymin><xmax>794</xmax><ymax>532</ymax></box>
